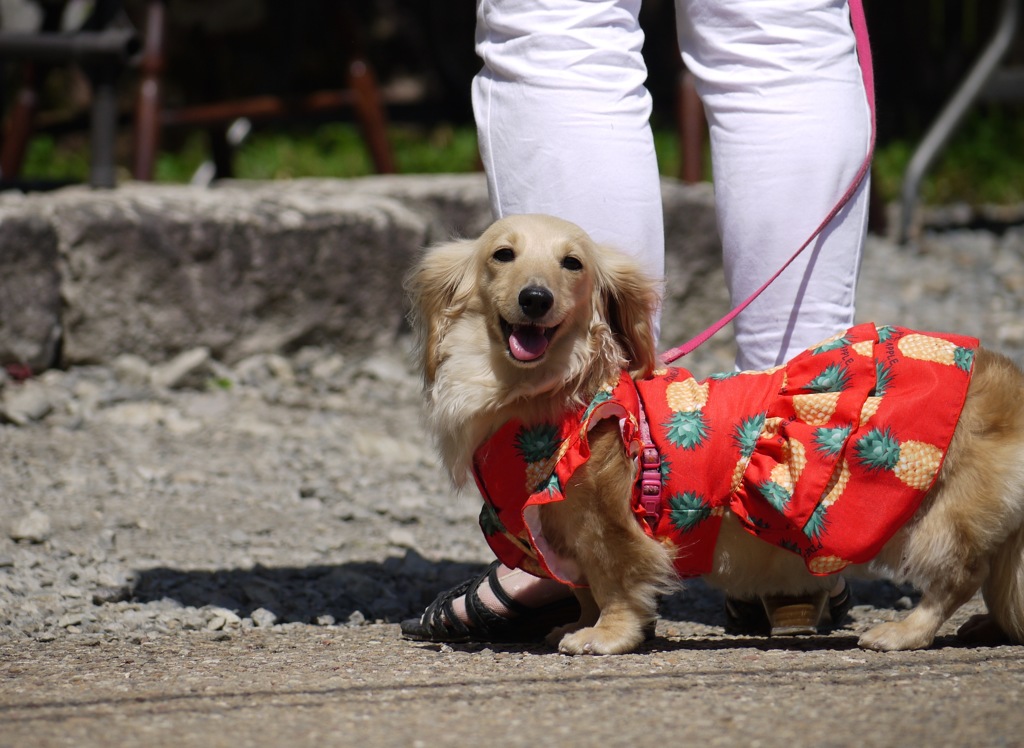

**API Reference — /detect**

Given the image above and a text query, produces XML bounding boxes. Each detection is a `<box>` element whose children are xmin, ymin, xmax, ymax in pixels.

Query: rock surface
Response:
<box><xmin>0</xmin><ymin>175</ymin><xmax>721</xmax><ymax>372</ymax></box>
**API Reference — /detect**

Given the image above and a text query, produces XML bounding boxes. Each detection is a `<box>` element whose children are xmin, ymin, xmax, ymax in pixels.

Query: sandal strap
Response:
<box><xmin>406</xmin><ymin>560</ymin><xmax>580</xmax><ymax>643</ymax></box>
<box><xmin>463</xmin><ymin>561</ymin><xmax>528</xmax><ymax>630</ymax></box>
<box><xmin>419</xmin><ymin>560</ymin><xmax>526</xmax><ymax>639</ymax></box>
<box><xmin>484</xmin><ymin>561</ymin><xmax>534</xmax><ymax>616</ymax></box>
<box><xmin>420</xmin><ymin>576</ymin><xmax>473</xmax><ymax>639</ymax></box>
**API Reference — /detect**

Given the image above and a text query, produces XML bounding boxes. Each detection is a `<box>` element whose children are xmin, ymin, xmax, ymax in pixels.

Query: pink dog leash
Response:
<box><xmin>659</xmin><ymin>0</ymin><xmax>876</xmax><ymax>366</ymax></box>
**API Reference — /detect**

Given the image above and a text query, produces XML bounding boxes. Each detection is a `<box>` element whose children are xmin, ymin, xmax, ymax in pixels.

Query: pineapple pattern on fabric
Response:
<box><xmin>859</xmin><ymin>360</ymin><xmax>894</xmax><ymax>425</ymax></box>
<box><xmin>669</xmin><ymin>491</ymin><xmax>713</xmax><ymax>532</ymax></box>
<box><xmin>663</xmin><ymin>378</ymin><xmax>711</xmax><ymax>450</ymax></box>
<box><xmin>803</xmin><ymin>458</ymin><xmax>852</xmax><ymax>542</ymax></box>
<box><xmin>899</xmin><ymin>333</ymin><xmax>975</xmax><ymax>371</ymax></box>
<box><xmin>793</xmin><ymin>362</ymin><xmax>850</xmax><ymax>426</ymax></box>
<box><xmin>471</xmin><ymin>374</ymin><xmax>645</xmax><ymax>584</ymax></box>
<box><xmin>854</xmin><ymin>427</ymin><xmax>943</xmax><ymax>491</ymax></box>
<box><xmin>730</xmin><ymin>413</ymin><xmax>767</xmax><ymax>492</ymax></box>
<box><xmin>514</xmin><ymin>423</ymin><xmax>561</xmax><ymax>493</ymax></box>
<box><xmin>814</xmin><ymin>425</ymin><xmax>852</xmax><ymax>456</ymax></box>
<box><xmin>478</xmin><ymin>502</ymin><xmax>506</xmax><ymax>537</ymax></box>
<box><xmin>810</xmin><ymin>332</ymin><xmax>851</xmax><ymax>354</ymax></box>
<box><xmin>470</xmin><ymin>323</ymin><xmax>978</xmax><ymax>586</ymax></box>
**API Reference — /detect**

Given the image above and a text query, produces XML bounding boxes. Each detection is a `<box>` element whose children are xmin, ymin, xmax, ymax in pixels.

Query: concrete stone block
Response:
<box><xmin>0</xmin><ymin>175</ymin><xmax>726</xmax><ymax>371</ymax></box>
<box><xmin>0</xmin><ymin>204</ymin><xmax>61</xmax><ymax>372</ymax></box>
<box><xmin>49</xmin><ymin>184</ymin><xmax>429</xmax><ymax>365</ymax></box>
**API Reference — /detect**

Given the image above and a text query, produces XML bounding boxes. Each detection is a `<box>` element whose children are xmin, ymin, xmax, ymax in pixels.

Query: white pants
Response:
<box><xmin>473</xmin><ymin>0</ymin><xmax>872</xmax><ymax>370</ymax></box>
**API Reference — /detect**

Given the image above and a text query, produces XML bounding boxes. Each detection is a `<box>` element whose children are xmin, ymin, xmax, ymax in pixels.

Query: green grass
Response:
<box><xmin>16</xmin><ymin>132</ymin><xmax>92</xmax><ymax>183</ymax></box>
<box><xmin>18</xmin><ymin>110</ymin><xmax>1024</xmax><ymax>206</ymax></box>
<box><xmin>872</xmin><ymin>107</ymin><xmax>1024</xmax><ymax>205</ymax></box>
<box><xmin>153</xmin><ymin>123</ymin><xmax>480</xmax><ymax>181</ymax></box>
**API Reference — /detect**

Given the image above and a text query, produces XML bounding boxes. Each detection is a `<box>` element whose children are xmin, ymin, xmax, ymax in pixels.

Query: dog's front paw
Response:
<box><xmin>544</xmin><ymin>621</ymin><xmax>585</xmax><ymax>648</ymax></box>
<box><xmin>858</xmin><ymin>621</ymin><xmax>935</xmax><ymax>651</ymax></box>
<box><xmin>557</xmin><ymin>625</ymin><xmax>644</xmax><ymax>656</ymax></box>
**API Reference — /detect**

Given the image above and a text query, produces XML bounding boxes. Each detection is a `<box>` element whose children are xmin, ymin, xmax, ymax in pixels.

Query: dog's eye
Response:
<box><xmin>562</xmin><ymin>256</ymin><xmax>583</xmax><ymax>271</ymax></box>
<box><xmin>492</xmin><ymin>247</ymin><xmax>515</xmax><ymax>263</ymax></box>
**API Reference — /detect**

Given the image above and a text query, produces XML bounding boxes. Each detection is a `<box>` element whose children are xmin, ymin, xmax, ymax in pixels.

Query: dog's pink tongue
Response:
<box><xmin>509</xmin><ymin>326</ymin><xmax>549</xmax><ymax>361</ymax></box>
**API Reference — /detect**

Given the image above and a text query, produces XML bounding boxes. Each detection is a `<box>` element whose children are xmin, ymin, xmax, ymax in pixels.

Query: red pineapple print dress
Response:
<box><xmin>471</xmin><ymin>323</ymin><xmax>978</xmax><ymax>586</ymax></box>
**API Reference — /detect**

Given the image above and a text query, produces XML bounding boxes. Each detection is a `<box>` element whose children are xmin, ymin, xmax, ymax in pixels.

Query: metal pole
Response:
<box><xmin>0</xmin><ymin>29</ymin><xmax>138</xmax><ymax>62</ymax></box>
<box><xmin>89</xmin><ymin>63</ymin><xmax>119</xmax><ymax>188</ymax></box>
<box><xmin>898</xmin><ymin>0</ymin><xmax>1021</xmax><ymax>243</ymax></box>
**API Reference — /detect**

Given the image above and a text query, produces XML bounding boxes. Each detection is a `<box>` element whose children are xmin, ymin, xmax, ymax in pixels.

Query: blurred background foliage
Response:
<box><xmin>4</xmin><ymin>0</ymin><xmax>1023</xmax><ymax>206</ymax></box>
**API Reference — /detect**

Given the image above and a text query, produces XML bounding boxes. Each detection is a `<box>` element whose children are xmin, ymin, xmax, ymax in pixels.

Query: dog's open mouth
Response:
<box><xmin>501</xmin><ymin>319</ymin><xmax>559</xmax><ymax>363</ymax></box>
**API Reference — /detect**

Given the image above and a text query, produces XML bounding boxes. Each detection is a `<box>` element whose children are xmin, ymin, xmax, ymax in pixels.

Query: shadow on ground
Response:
<box><xmin>131</xmin><ymin>549</ymin><xmax>918</xmax><ymax>633</ymax></box>
<box><xmin>131</xmin><ymin>550</ymin><xmax>487</xmax><ymax>624</ymax></box>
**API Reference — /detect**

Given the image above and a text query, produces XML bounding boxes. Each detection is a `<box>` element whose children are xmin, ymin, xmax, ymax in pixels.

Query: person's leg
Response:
<box><xmin>473</xmin><ymin>0</ymin><xmax>665</xmax><ymax>298</ymax></box>
<box><xmin>677</xmin><ymin>0</ymin><xmax>872</xmax><ymax>371</ymax></box>
<box><xmin>404</xmin><ymin>0</ymin><xmax>665</xmax><ymax>642</ymax></box>
<box><xmin>677</xmin><ymin>0</ymin><xmax>869</xmax><ymax>632</ymax></box>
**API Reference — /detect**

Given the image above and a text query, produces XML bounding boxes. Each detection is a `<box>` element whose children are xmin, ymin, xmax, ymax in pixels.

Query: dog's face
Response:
<box><xmin>408</xmin><ymin>214</ymin><xmax>659</xmax><ymax>390</ymax></box>
<box><xmin>478</xmin><ymin>215</ymin><xmax>600</xmax><ymax>371</ymax></box>
<box><xmin>406</xmin><ymin>214</ymin><xmax>660</xmax><ymax>480</ymax></box>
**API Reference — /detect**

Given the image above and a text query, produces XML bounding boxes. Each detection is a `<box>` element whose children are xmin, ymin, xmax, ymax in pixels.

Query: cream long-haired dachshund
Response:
<box><xmin>406</xmin><ymin>213</ymin><xmax>1024</xmax><ymax>655</ymax></box>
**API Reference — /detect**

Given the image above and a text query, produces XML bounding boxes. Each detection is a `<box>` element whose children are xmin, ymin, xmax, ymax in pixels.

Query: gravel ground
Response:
<box><xmin>2</xmin><ymin>226</ymin><xmax>1024</xmax><ymax>747</ymax></box>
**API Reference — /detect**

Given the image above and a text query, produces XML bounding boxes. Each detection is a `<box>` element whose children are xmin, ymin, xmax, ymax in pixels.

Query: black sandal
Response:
<box><xmin>400</xmin><ymin>561</ymin><xmax>581</xmax><ymax>643</ymax></box>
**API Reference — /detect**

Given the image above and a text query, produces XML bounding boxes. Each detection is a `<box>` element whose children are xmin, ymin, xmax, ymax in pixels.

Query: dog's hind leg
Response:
<box><xmin>858</xmin><ymin>445</ymin><xmax>991</xmax><ymax>651</ymax></box>
<box><xmin>538</xmin><ymin>421</ymin><xmax>676</xmax><ymax>655</ymax></box>
<box><xmin>957</xmin><ymin>351</ymin><xmax>1024</xmax><ymax>646</ymax></box>
<box><xmin>965</xmin><ymin>522</ymin><xmax>1024</xmax><ymax>645</ymax></box>
<box><xmin>859</xmin><ymin>559</ymin><xmax>987</xmax><ymax>651</ymax></box>
<box><xmin>862</xmin><ymin>349</ymin><xmax>1024</xmax><ymax>651</ymax></box>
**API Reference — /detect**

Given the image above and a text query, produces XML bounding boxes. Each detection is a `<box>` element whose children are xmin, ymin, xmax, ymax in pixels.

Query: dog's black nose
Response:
<box><xmin>518</xmin><ymin>286</ymin><xmax>554</xmax><ymax>320</ymax></box>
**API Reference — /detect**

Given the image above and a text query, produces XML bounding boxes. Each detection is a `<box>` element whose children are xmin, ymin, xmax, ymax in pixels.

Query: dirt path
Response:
<box><xmin>3</xmin><ymin>622</ymin><xmax>1023</xmax><ymax>747</ymax></box>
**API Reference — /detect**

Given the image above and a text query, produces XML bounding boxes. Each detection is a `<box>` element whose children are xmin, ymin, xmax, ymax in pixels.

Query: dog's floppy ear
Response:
<box><xmin>405</xmin><ymin>237</ymin><xmax>480</xmax><ymax>384</ymax></box>
<box><xmin>593</xmin><ymin>248</ymin><xmax>660</xmax><ymax>379</ymax></box>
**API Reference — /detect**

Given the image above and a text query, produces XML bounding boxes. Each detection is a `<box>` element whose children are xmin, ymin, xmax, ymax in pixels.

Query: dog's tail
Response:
<box><xmin>984</xmin><ymin>522</ymin><xmax>1024</xmax><ymax>643</ymax></box>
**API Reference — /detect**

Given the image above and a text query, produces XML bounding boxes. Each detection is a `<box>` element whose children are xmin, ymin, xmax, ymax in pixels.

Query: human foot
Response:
<box><xmin>400</xmin><ymin>561</ymin><xmax>579</xmax><ymax>643</ymax></box>
<box><xmin>724</xmin><ymin>578</ymin><xmax>853</xmax><ymax>636</ymax></box>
